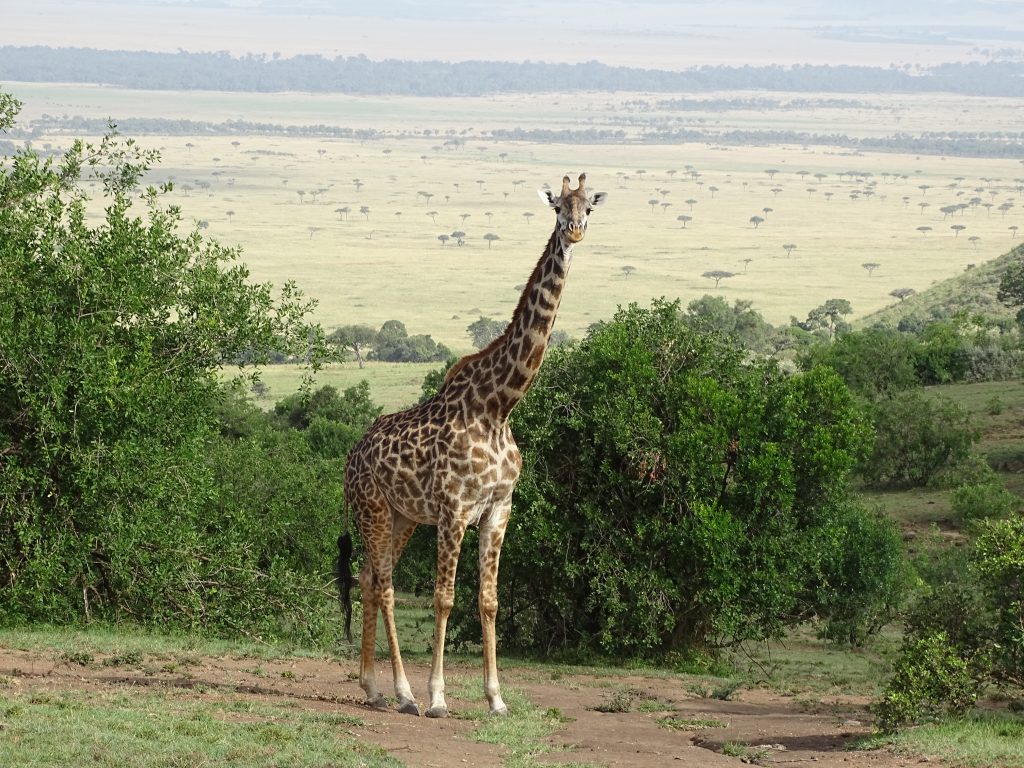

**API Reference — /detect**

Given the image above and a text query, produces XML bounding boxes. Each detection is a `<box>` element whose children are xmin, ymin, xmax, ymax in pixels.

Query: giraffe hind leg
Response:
<box><xmin>359</xmin><ymin>506</ymin><xmax>420</xmax><ymax>714</ymax></box>
<box><xmin>357</xmin><ymin>560</ymin><xmax>387</xmax><ymax>710</ymax></box>
<box><xmin>386</xmin><ymin>512</ymin><xmax>420</xmax><ymax>715</ymax></box>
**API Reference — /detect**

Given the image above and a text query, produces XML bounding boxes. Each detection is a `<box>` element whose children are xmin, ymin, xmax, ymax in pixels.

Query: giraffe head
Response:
<box><xmin>539</xmin><ymin>173</ymin><xmax>606</xmax><ymax>244</ymax></box>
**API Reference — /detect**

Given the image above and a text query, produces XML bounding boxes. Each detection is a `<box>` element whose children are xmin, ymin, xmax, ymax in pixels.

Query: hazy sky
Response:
<box><xmin>5</xmin><ymin>0</ymin><xmax>1024</xmax><ymax>68</ymax></box>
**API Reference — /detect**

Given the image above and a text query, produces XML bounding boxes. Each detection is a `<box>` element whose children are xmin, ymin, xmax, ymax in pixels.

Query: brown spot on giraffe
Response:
<box><xmin>341</xmin><ymin>174</ymin><xmax>606</xmax><ymax>718</ymax></box>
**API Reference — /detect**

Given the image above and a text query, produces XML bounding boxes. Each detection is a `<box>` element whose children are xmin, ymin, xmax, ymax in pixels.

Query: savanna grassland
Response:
<box><xmin>13</xmin><ymin>82</ymin><xmax>1024</xmax><ymax>378</ymax></box>
<box><xmin>6</xmin><ymin>80</ymin><xmax>1024</xmax><ymax>768</ymax></box>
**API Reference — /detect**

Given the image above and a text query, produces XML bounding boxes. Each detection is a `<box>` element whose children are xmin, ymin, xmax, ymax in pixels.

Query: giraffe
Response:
<box><xmin>340</xmin><ymin>173</ymin><xmax>606</xmax><ymax>718</ymax></box>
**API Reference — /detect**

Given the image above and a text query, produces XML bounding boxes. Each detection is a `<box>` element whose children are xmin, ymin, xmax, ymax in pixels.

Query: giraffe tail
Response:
<box><xmin>335</xmin><ymin>531</ymin><xmax>354</xmax><ymax>643</ymax></box>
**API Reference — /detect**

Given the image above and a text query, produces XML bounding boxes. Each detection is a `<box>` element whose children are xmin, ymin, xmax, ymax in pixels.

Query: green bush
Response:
<box><xmin>0</xmin><ymin>100</ymin><xmax>334</xmax><ymax>640</ymax></box>
<box><xmin>859</xmin><ymin>390</ymin><xmax>978</xmax><ymax>488</ymax></box>
<box><xmin>439</xmin><ymin>300</ymin><xmax>903</xmax><ymax>657</ymax></box>
<box><xmin>811</xmin><ymin>505</ymin><xmax>911</xmax><ymax>647</ymax></box>
<box><xmin>873</xmin><ymin>632</ymin><xmax>979</xmax><ymax>732</ymax></box>
<box><xmin>951</xmin><ymin>482</ymin><xmax>1020</xmax><ymax>523</ymax></box>
<box><xmin>797</xmin><ymin>327</ymin><xmax>920</xmax><ymax>397</ymax></box>
<box><xmin>368</xmin><ymin>319</ymin><xmax>452</xmax><ymax>362</ymax></box>
<box><xmin>973</xmin><ymin>516</ymin><xmax>1024</xmax><ymax>686</ymax></box>
<box><xmin>875</xmin><ymin>516</ymin><xmax>1024</xmax><ymax>730</ymax></box>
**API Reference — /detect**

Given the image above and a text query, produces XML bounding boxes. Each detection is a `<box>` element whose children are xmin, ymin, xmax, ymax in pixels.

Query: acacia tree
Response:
<box><xmin>0</xmin><ymin>97</ymin><xmax>328</xmax><ymax>629</ymax></box>
<box><xmin>703</xmin><ymin>270</ymin><xmax>735</xmax><ymax>288</ymax></box>
<box><xmin>328</xmin><ymin>324</ymin><xmax>377</xmax><ymax>368</ymax></box>
<box><xmin>466</xmin><ymin>316</ymin><xmax>509</xmax><ymax>348</ymax></box>
<box><xmin>799</xmin><ymin>298</ymin><xmax>853</xmax><ymax>340</ymax></box>
<box><xmin>890</xmin><ymin>288</ymin><xmax>916</xmax><ymax>302</ymax></box>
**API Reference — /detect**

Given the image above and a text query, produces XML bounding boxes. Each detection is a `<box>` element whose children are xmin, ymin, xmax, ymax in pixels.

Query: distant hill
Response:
<box><xmin>2</xmin><ymin>46</ymin><xmax>1024</xmax><ymax>98</ymax></box>
<box><xmin>858</xmin><ymin>243</ymin><xmax>1024</xmax><ymax>330</ymax></box>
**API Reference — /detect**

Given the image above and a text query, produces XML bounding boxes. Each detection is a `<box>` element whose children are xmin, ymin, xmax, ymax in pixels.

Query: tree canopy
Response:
<box><xmin>0</xmin><ymin>95</ymin><xmax>331</xmax><ymax>633</ymax></box>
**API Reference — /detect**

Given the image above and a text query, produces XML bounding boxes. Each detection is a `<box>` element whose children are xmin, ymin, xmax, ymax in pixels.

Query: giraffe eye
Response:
<box><xmin>554</xmin><ymin>206</ymin><xmax>561</xmax><ymax>214</ymax></box>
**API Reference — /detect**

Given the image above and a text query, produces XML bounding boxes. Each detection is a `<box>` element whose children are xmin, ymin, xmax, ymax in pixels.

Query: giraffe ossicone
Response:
<box><xmin>340</xmin><ymin>173</ymin><xmax>606</xmax><ymax>717</ymax></box>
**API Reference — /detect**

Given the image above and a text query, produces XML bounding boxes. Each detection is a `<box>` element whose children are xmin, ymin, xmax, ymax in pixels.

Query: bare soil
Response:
<box><xmin>0</xmin><ymin>647</ymin><xmax>922</xmax><ymax>767</ymax></box>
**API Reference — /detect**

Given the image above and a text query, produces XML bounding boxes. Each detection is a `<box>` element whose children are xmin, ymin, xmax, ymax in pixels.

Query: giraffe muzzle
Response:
<box><xmin>566</xmin><ymin>226</ymin><xmax>585</xmax><ymax>243</ymax></box>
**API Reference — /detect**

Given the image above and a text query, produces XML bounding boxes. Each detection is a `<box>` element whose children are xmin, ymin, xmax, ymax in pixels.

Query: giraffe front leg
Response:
<box><xmin>479</xmin><ymin>510</ymin><xmax>509</xmax><ymax>716</ymax></box>
<box><xmin>426</xmin><ymin>520</ymin><xmax>468</xmax><ymax>718</ymax></box>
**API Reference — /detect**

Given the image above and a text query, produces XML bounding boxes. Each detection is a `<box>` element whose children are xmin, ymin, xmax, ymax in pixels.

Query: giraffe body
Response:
<box><xmin>343</xmin><ymin>174</ymin><xmax>605</xmax><ymax>717</ymax></box>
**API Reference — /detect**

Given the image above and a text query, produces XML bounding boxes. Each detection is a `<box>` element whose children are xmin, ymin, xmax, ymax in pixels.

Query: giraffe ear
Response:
<box><xmin>589</xmin><ymin>191</ymin><xmax>608</xmax><ymax>207</ymax></box>
<box><xmin>539</xmin><ymin>189</ymin><xmax>558</xmax><ymax>207</ymax></box>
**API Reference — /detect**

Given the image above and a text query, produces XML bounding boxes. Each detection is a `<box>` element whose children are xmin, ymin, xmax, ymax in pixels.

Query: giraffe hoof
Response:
<box><xmin>425</xmin><ymin>705</ymin><xmax>449</xmax><ymax>719</ymax></box>
<box><xmin>489</xmin><ymin>704</ymin><xmax>509</xmax><ymax>717</ymax></box>
<box><xmin>398</xmin><ymin>700</ymin><xmax>421</xmax><ymax>716</ymax></box>
<box><xmin>367</xmin><ymin>696</ymin><xmax>389</xmax><ymax>711</ymax></box>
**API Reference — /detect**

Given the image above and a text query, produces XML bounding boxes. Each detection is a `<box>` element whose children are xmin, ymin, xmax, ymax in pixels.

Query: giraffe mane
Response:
<box><xmin>442</xmin><ymin>228</ymin><xmax>559</xmax><ymax>389</ymax></box>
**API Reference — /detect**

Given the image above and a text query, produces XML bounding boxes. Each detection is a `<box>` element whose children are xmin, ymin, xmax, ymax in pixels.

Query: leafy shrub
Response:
<box><xmin>859</xmin><ymin>390</ymin><xmax>978</xmax><ymax>488</ymax></box>
<box><xmin>797</xmin><ymin>327</ymin><xmax>920</xmax><ymax>397</ymax></box>
<box><xmin>438</xmin><ymin>300</ymin><xmax>902</xmax><ymax>657</ymax></box>
<box><xmin>875</xmin><ymin>516</ymin><xmax>1024</xmax><ymax>730</ymax></box>
<box><xmin>0</xmin><ymin>104</ymin><xmax>334</xmax><ymax>640</ymax></box>
<box><xmin>928</xmin><ymin>452</ymin><xmax>999</xmax><ymax>490</ymax></box>
<box><xmin>811</xmin><ymin>505</ymin><xmax>911</xmax><ymax>646</ymax></box>
<box><xmin>369</xmin><ymin>319</ymin><xmax>452</xmax><ymax>362</ymax></box>
<box><xmin>873</xmin><ymin>632</ymin><xmax>979</xmax><ymax>732</ymax></box>
<box><xmin>972</xmin><ymin>516</ymin><xmax>1024</xmax><ymax>686</ymax></box>
<box><xmin>951</xmin><ymin>482</ymin><xmax>1020</xmax><ymax>523</ymax></box>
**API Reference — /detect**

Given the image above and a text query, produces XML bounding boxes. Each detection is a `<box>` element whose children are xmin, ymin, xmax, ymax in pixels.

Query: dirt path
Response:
<box><xmin>0</xmin><ymin>647</ymin><xmax>920</xmax><ymax>767</ymax></box>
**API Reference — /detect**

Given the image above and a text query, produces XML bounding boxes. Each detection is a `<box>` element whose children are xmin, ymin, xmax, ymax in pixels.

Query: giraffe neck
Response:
<box><xmin>449</xmin><ymin>227</ymin><xmax>571</xmax><ymax>422</ymax></box>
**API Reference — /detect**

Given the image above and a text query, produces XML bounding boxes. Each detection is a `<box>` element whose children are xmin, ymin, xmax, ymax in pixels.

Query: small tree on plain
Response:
<box><xmin>467</xmin><ymin>316</ymin><xmax>509</xmax><ymax>348</ymax></box>
<box><xmin>702</xmin><ymin>270</ymin><xmax>736</xmax><ymax>288</ymax></box>
<box><xmin>328</xmin><ymin>324</ymin><xmax>378</xmax><ymax>369</ymax></box>
<box><xmin>862</xmin><ymin>262</ymin><xmax>881</xmax><ymax>277</ymax></box>
<box><xmin>890</xmin><ymin>288</ymin><xmax>916</xmax><ymax>302</ymax></box>
<box><xmin>483</xmin><ymin>233</ymin><xmax>500</xmax><ymax>249</ymax></box>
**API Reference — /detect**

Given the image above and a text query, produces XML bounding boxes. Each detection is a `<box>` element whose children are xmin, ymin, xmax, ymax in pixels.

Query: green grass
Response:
<box><xmin>657</xmin><ymin>715</ymin><xmax>728</xmax><ymax>730</ymax></box>
<box><xmin>721</xmin><ymin>741</ymin><xmax>772</xmax><ymax>765</ymax></box>
<box><xmin>14</xmin><ymin>83</ymin><xmax>1024</xmax><ymax>357</ymax></box>
<box><xmin>859</xmin><ymin>710</ymin><xmax>1024</xmax><ymax>768</ymax></box>
<box><xmin>0</xmin><ymin>624</ymin><xmax>335</xmax><ymax>663</ymax></box>
<box><xmin>860</xmin><ymin>486</ymin><xmax>957</xmax><ymax>529</ymax></box>
<box><xmin>462</xmin><ymin>687</ymin><xmax>597</xmax><ymax>768</ymax></box>
<box><xmin>731</xmin><ymin>625</ymin><xmax>899</xmax><ymax>698</ymax></box>
<box><xmin>248</xmin><ymin>361</ymin><xmax>438</xmax><ymax>414</ymax></box>
<box><xmin>0</xmin><ymin>689</ymin><xmax>389</xmax><ymax>768</ymax></box>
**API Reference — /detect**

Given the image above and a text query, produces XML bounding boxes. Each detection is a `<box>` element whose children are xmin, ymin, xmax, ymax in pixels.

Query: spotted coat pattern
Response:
<box><xmin>344</xmin><ymin>174</ymin><xmax>606</xmax><ymax>718</ymax></box>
